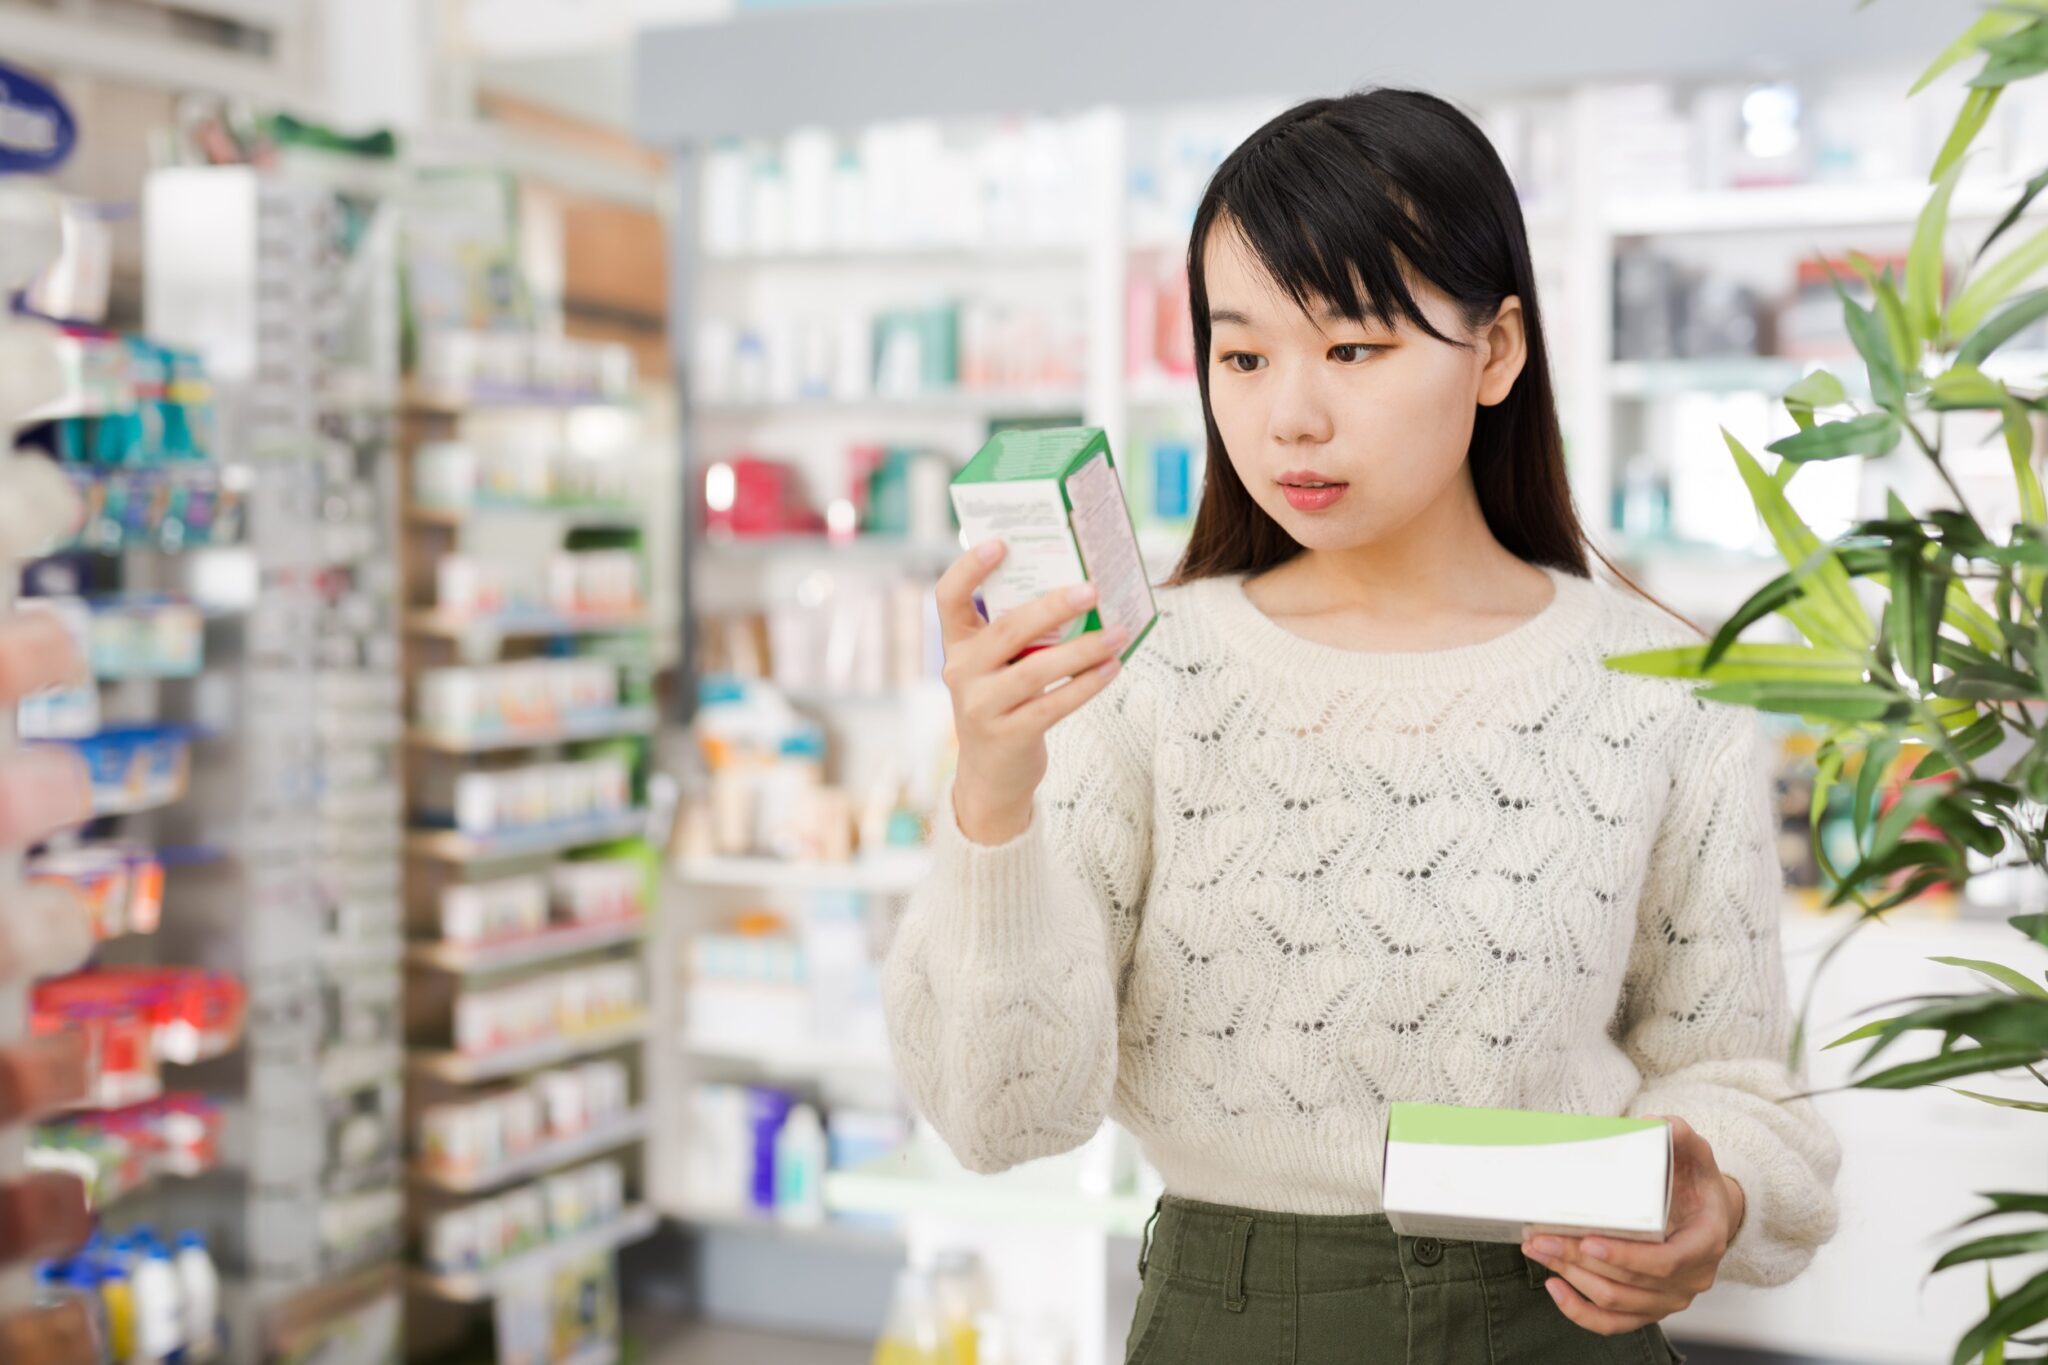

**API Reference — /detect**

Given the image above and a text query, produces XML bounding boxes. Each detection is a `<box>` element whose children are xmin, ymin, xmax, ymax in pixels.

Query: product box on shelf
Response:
<box><xmin>950</xmin><ymin>426</ymin><xmax>1158</xmax><ymax>664</ymax></box>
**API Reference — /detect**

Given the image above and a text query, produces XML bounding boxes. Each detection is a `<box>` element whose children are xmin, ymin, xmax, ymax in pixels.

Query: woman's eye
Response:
<box><xmin>1219</xmin><ymin>352</ymin><xmax>1266</xmax><ymax>373</ymax></box>
<box><xmin>1330</xmin><ymin>344</ymin><xmax>1381</xmax><ymax>364</ymax></box>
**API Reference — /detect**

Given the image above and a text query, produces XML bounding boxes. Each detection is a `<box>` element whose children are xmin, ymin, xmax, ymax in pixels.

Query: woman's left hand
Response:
<box><xmin>1520</xmin><ymin>1114</ymin><xmax>1746</xmax><ymax>1336</ymax></box>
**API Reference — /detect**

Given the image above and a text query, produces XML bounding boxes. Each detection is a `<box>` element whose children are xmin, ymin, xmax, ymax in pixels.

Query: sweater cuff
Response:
<box><xmin>926</xmin><ymin>773</ymin><xmax>1074</xmax><ymax>966</ymax></box>
<box><xmin>1709</xmin><ymin>1133</ymin><xmax>1777</xmax><ymax>1285</ymax></box>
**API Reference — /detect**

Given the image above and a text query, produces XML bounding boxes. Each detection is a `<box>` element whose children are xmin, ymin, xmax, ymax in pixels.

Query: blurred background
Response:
<box><xmin>2</xmin><ymin>1</ymin><xmax>2044</xmax><ymax>1363</ymax></box>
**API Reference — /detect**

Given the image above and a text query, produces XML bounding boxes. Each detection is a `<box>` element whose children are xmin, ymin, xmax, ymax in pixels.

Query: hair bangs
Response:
<box><xmin>1207</xmin><ymin>127</ymin><xmax>1456</xmax><ymax>346</ymax></box>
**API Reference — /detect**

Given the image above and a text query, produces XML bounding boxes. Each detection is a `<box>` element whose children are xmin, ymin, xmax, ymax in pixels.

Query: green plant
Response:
<box><xmin>1603</xmin><ymin>10</ymin><xmax>2048</xmax><ymax>1362</ymax></box>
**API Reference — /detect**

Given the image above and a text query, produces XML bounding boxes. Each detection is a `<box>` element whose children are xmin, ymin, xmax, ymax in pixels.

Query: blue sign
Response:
<box><xmin>0</xmin><ymin>60</ymin><xmax>76</xmax><ymax>173</ymax></box>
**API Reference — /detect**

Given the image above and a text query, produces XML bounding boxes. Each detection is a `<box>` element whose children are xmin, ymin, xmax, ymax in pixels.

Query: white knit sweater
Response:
<box><xmin>882</xmin><ymin>563</ymin><xmax>1843</xmax><ymax>1288</ymax></box>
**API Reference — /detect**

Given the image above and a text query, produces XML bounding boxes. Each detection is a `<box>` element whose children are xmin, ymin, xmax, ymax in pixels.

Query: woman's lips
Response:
<box><xmin>1280</xmin><ymin>481</ymin><xmax>1349</xmax><ymax>511</ymax></box>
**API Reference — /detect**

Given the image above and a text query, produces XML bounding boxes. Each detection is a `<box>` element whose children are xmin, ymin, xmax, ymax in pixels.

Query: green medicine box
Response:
<box><xmin>949</xmin><ymin>426</ymin><xmax>1159</xmax><ymax>664</ymax></box>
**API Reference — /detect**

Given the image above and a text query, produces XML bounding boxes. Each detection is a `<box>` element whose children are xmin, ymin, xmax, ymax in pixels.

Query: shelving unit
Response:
<box><xmin>395</xmin><ymin>361</ymin><xmax>660</xmax><ymax>1361</ymax></box>
<box><xmin>410</xmin><ymin>1110</ymin><xmax>651</xmax><ymax>1196</ymax></box>
<box><xmin>142</xmin><ymin>163</ymin><xmax>412</xmax><ymax>1358</ymax></box>
<box><xmin>405</xmin><ymin>1206</ymin><xmax>659</xmax><ymax>1303</ymax></box>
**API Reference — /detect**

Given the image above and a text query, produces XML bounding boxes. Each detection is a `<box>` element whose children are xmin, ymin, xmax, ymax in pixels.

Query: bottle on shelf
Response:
<box><xmin>173</xmin><ymin>1230</ymin><xmax>220</xmax><ymax>1363</ymax></box>
<box><xmin>933</xmin><ymin>1248</ymin><xmax>993</xmax><ymax>1365</ymax></box>
<box><xmin>873</xmin><ymin>1266</ymin><xmax>958</xmax><ymax>1365</ymax></box>
<box><xmin>774</xmin><ymin>1102</ymin><xmax>827</xmax><ymax>1228</ymax></box>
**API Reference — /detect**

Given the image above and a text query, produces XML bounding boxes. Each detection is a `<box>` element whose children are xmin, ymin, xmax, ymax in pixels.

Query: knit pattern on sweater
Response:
<box><xmin>881</xmin><ymin>564</ymin><xmax>1843</xmax><ymax>1287</ymax></box>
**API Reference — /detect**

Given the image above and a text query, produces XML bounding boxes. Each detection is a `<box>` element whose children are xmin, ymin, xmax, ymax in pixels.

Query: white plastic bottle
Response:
<box><xmin>774</xmin><ymin>1103</ymin><xmax>827</xmax><ymax>1227</ymax></box>
<box><xmin>129</xmin><ymin>1235</ymin><xmax>184</xmax><ymax>1365</ymax></box>
<box><xmin>173</xmin><ymin>1231</ymin><xmax>220</xmax><ymax>1362</ymax></box>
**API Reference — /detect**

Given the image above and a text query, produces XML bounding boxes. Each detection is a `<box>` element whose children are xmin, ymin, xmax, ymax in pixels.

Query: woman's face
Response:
<box><xmin>1201</xmin><ymin>223</ymin><xmax>1525</xmax><ymax>553</ymax></box>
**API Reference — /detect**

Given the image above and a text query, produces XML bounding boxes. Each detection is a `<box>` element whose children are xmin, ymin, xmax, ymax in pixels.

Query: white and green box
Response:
<box><xmin>949</xmin><ymin>426</ymin><xmax>1159</xmax><ymax>663</ymax></box>
<box><xmin>1381</xmin><ymin>1103</ymin><xmax>1673</xmax><ymax>1244</ymax></box>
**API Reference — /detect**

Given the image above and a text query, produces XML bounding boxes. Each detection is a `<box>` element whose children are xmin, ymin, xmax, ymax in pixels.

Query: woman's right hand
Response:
<box><xmin>936</xmin><ymin>539</ymin><xmax>1131</xmax><ymax>845</ymax></box>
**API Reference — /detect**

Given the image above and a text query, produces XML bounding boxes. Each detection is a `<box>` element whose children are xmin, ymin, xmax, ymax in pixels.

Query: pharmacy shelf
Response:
<box><xmin>1604</xmin><ymin>179</ymin><xmax>2015</xmax><ymax>236</ymax></box>
<box><xmin>405</xmin><ymin>811</ymin><xmax>649</xmax><ymax>864</ymax></box>
<box><xmin>693</xmin><ymin>388</ymin><xmax>1086</xmax><ymax>418</ymax></box>
<box><xmin>405</xmin><ymin>918</ymin><xmax>649</xmax><ymax>976</ymax></box>
<box><xmin>406</xmin><ymin>1205</ymin><xmax>659</xmax><ymax>1302</ymax></box>
<box><xmin>701</xmin><ymin>243</ymin><xmax>1084</xmax><ymax>268</ymax></box>
<box><xmin>92</xmin><ymin>787</ymin><xmax>188</xmax><ymax>818</ymax></box>
<box><xmin>664</xmin><ymin>1202</ymin><xmax>905</xmax><ymax>1252</ymax></box>
<box><xmin>402</xmin><ymin>386</ymin><xmax>635</xmax><ymax>416</ymax></box>
<box><xmin>405</xmin><ymin>611</ymin><xmax>649</xmax><ymax>641</ymax></box>
<box><xmin>405</xmin><ymin>707</ymin><xmax>658</xmax><ymax>754</ymax></box>
<box><xmin>681</xmin><ymin>1034</ymin><xmax>896</xmax><ymax>1080</ymax></box>
<box><xmin>406</xmin><ymin>503</ymin><xmax>641</xmax><ymax>530</ymax></box>
<box><xmin>408</xmin><ymin>1016</ymin><xmax>651</xmax><ymax>1085</ymax></box>
<box><xmin>823</xmin><ymin>1143</ymin><xmax>1156</xmax><ymax>1238</ymax></box>
<box><xmin>410</xmin><ymin>1110</ymin><xmax>650</xmax><ymax>1196</ymax></box>
<box><xmin>1608</xmin><ymin>355</ymin><xmax>1818</xmax><ymax>398</ymax></box>
<box><xmin>676</xmin><ymin>852</ymin><xmax>931</xmax><ymax>896</ymax></box>
<box><xmin>696</xmin><ymin>534</ymin><xmax>962</xmax><ymax>568</ymax></box>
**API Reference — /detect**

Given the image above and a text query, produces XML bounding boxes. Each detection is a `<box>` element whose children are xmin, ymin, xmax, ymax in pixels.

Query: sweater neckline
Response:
<box><xmin>1196</xmin><ymin>562</ymin><xmax>1606</xmax><ymax>689</ymax></box>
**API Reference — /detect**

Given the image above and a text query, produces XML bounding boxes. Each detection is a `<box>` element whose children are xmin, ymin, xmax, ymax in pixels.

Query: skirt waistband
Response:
<box><xmin>1139</xmin><ymin>1194</ymin><xmax>1552</xmax><ymax>1295</ymax></box>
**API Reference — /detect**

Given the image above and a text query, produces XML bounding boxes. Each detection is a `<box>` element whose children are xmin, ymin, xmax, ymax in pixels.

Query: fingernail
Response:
<box><xmin>1583</xmin><ymin>1241</ymin><xmax>1607</xmax><ymax>1260</ymax></box>
<box><xmin>1066</xmin><ymin>583</ymin><xmax>1097</xmax><ymax>607</ymax></box>
<box><xmin>1530</xmin><ymin>1237</ymin><xmax>1561</xmax><ymax>1258</ymax></box>
<box><xmin>976</xmin><ymin>539</ymin><xmax>1004</xmax><ymax>563</ymax></box>
<box><xmin>1545</xmin><ymin>1278</ymin><xmax>1564</xmax><ymax>1301</ymax></box>
<box><xmin>1106</xmin><ymin>626</ymin><xmax>1130</xmax><ymax>647</ymax></box>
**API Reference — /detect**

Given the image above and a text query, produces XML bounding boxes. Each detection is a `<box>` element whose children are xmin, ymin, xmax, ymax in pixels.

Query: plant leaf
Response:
<box><xmin>1768</xmin><ymin>412</ymin><xmax>1905</xmax><ymax>461</ymax></box>
<box><xmin>1931</xmin><ymin>363</ymin><xmax>2013</xmax><ymax>410</ymax></box>
<box><xmin>1957</xmin><ymin>1266</ymin><xmax>2048</xmax><ymax>1365</ymax></box>
<box><xmin>1958</xmin><ymin>287</ymin><xmax>2048</xmax><ymax>366</ymax></box>
<box><xmin>1602</xmin><ymin>642</ymin><xmax>1867</xmax><ymax>684</ymax></box>
<box><xmin>1934</xmin><ymin>956</ymin><xmax>2048</xmax><ymax>1000</ymax></box>
<box><xmin>1849</xmin><ymin>253</ymin><xmax>1922</xmax><ymax>383</ymax></box>
<box><xmin>1936</xmin><ymin>1229</ymin><xmax>2048</xmax><ymax>1275</ymax></box>
<box><xmin>1952</xmin><ymin>220</ymin><xmax>2048</xmax><ymax>338</ymax></box>
<box><xmin>1978</xmin><ymin>166</ymin><xmax>2048</xmax><ymax>265</ymax></box>
<box><xmin>1859</xmin><ymin>1042</ymin><xmax>2048</xmax><ymax>1092</ymax></box>
<box><xmin>1942</xmin><ymin>1086</ymin><xmax>2048</xmax><ymax>1111</ymax></box>
<box><xmin>1933</xmin><ymin>85</ymin><xmax>2003</xmax><ymax>186</ymax></box>
<box><xmin>1913</xmin><ymin>712</ymin><xmax>2008</xmax><ymax>778</ymax></box>
<box><xmin>1955</xmin><ymin>1193</ymin><xmax>2048</xmax><ymax>1231</ymax></box>
<box><xmin>1915</xmin><ymin>10</ymin><xmax>2032</xmax><ymax>95</ymax></box>
<box><xmin>1912</xmin><ymin>165</ymin><xmax>1963</xmax><ymax>345</ymax></box>
<box><xmin>1831</xmin><ymin>262</ymin><xmax>1911</xmax><ymax>411</ymax></box>
<box><xmin>1696</xmin><ymin>679</ymin><xmax>1902</xmax><ymax>722</ymax></box>
<box><xmin>1723</xmin><ymin>429</ymin><xmax>1872</xmax><ymax>650</ymax></box>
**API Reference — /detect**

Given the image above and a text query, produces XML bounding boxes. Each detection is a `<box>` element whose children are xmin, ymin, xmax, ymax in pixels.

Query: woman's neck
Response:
<box><xmin>1245</xmin><ymin>540</ymin><xmax>1556</xmax><ymax>654</ymax></box>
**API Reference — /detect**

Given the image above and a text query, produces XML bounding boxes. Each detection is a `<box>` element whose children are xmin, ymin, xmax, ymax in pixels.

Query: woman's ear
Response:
<box><xmin>1476</xmin><ymin>296</ymin><xmax>1527</xmax><ymax>408</ymax></box>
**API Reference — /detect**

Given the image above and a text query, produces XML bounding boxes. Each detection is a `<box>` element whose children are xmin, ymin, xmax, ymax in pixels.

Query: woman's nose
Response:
<box><xmin>1266</xmin><ymin>366</ymin><xmax>1336</xmax><ymax>447</ymax></box>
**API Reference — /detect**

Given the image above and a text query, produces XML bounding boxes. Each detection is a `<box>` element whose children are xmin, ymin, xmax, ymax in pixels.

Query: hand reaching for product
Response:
<box><xmin>935</xmin><ymin>538</ymin><xmax>1129</xmax><ymax>846</ymax></box>
<box><xmin>1520</xmin><ymin>1114</ymin><xmax>1748</xmax><ymax>1336</ymax></box>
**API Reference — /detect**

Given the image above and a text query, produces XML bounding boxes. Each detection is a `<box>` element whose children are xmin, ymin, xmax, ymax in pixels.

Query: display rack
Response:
<box><xmin>395</xmin><ymin>363</ymin><xmax>659</xmax><ymax>1361</ymax></box>
<box><xmin>143</xmin><ymin>163</ymin><xmax>411</xmax><ymax>1361</ymax></box>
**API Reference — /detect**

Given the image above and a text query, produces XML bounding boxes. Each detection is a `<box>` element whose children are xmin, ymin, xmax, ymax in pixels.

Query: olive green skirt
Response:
<box><xmin>1126</xmin><ymin>1195</ymin><xmax>1689</xmax><ymax>1365</ymax></box>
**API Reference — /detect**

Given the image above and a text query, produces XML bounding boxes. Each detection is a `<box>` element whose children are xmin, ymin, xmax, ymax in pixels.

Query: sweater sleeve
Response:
<box><xmin>1618</xmin><ymin>699</ymin><xmax>1843</xmax><ymax>1288</ymax></box>
<box><xmin>880</xmin><ymin>662</ymin><xmax>1155</xmax><ymax>1175</ymax></box>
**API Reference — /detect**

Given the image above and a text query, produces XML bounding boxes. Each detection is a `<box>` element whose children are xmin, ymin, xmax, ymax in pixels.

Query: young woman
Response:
<box><xmin>883</xmin><ymin>88</ymin><xmax>1842</xmax><ymax>1364</ymax></box>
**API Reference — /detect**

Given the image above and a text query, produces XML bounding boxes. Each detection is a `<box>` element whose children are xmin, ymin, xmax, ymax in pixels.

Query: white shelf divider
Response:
<box><xmin>410</xmin><ymin>1111</ymin><xmax>651</xmax><ymax>1196</ymax></box>
<box><xmin>406</xmin><ymin>1206</ymin><xmax>659</xmax><ymax>1303</ymax></box>
<box><xmin>407</xmin><ymin>1016</ymin><xmax>651</xmax><ymax>1085</ymax></box>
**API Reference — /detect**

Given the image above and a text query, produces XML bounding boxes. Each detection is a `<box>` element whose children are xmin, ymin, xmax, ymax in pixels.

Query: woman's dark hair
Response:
<box><xmin>1161</xmin><ymin>87</ymin><xmax>1686</xmax><ymax>626</ymax></box>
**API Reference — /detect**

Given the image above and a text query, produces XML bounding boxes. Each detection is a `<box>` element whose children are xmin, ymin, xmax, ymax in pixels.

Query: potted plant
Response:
<box><xmin>1604</xmin><ymin>9</ymin><xmax>2048</xmax><ymax>1362</ymax></box>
